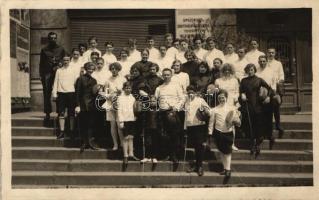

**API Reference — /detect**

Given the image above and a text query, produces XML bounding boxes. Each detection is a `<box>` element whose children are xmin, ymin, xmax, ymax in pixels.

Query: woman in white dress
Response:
<box><xmin>208</xmin><ymin>89</ymin><xmax>241</xmax><ymax>184</ymax></box>
<box><xmin>215</xmin><ymin>63</ymin><xmax>240</xmax><ymax>151</ymax></box>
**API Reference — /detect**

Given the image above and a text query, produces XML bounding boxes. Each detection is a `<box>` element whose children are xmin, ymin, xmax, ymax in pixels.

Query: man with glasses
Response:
<box><xmin>39</xmin><ymin>32</ymin><xmax>66</xmax><ymax>126</ymax></box>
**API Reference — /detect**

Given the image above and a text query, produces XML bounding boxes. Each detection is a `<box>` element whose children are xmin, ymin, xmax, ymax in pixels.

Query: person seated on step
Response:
<box><xmin>52</xmin><ymin>54</ymin><xmax>78</xmax><ymax>139</ymax></box>
<box><xmin>185</xmin><ymin>85</ymin><xmax>210</xmax><ymax>176</ymax></box>
<box><xmin>117</xmin><ymin>82</ymin><xmax>140</xmax><ymax>169</ymax></box>
<box><xmin>208</xmin><ymin>89</ymin><xmax>241</xmax><ymax>184</ymax></box>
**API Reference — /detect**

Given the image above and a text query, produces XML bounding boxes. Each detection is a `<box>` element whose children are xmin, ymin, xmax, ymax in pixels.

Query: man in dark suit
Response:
<box><xmin>39</xmin><ymin>32</ymin><xmax>66</xmax><ymax>125</ymax></box>
<box><xmin>75</xmin><ymin>62</ymin><xmax>99</xmax><ymax>153</ymax></box>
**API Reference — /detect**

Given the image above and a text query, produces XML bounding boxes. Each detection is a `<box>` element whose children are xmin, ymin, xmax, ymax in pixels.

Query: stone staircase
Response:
<box><xmin>11</xmin><ymin>112</ymin><xmax>313</xmax><ymax>188</ymax></box>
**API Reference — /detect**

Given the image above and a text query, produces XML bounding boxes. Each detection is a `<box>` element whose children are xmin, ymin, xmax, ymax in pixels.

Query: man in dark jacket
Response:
<box><xmin>39</xmin><ymin>32</ymin><xmax>66</xmax><ymax>125</ymax></box>
<box><xmin>75</xmin><ymin>62</ymin><xmax>99</xmax><ymax>153</ymax></box>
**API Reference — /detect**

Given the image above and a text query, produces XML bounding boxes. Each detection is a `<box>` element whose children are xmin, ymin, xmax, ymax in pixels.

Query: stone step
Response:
<box><xmin>12</xmin><ymin>126</ymin><xmax>313</xmax><ymax>140</ymax></box>
<box><xmin>12</xmin><ymin>136</ymin><xmax>313</xmax><ymax>151</ymax></box>
<box><xmin>12</xmin><ymin>171</ymin><xmax>313</xmax><ymax>187</ymax></box>
<box><xmin>12</xmin><ymin>147</ymin><xmax>313</xmax><ymax>161</ymax></box>
<box><xmin>12</xmin><ymin>117</ymin><xmax>312</xmax><ymax>130</ymax></box>
<box><xmin>12</xmin><ymin>159</ymin><xmax>313</xmax><ymax>173</ymax></box>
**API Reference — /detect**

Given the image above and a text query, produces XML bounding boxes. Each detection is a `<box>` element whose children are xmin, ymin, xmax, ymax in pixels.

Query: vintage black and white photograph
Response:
<box><xmin>7</xmin><ymin>7</ymin><xmax>314</xmax><ymax>192</ymax></box>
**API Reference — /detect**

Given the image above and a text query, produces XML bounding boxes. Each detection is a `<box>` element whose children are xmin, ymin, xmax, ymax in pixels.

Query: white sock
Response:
<box><xmin>59</xmin><ymin>116</ymin><xmax>65</xmax><ymax>131</ymax></box>
<box><xmin>110</xmin><ymin>121</ymin><xmax>118</xmax><ymax>148</ymax></box>
<box><xmin>128</xmin><ymin>136</ymin><xmax>134</xmax><ymax>157</ymax></box>
<box><xmin>123</xmin><ymin>138</ymin><xmax>129</xmax><ymax>158</ymax></box>
<box><xmin>224</xmin><ymin>154</ymin><xmax>232</xmax><ymax>170</ymax></box>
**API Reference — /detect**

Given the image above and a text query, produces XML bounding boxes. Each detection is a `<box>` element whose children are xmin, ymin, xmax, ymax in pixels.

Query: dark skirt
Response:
<box><xmin>186</xmin><ymin>125</ymin><xmax>206</xmax><ymax>148</ymax></box>
<box><xmin>123</xmin><ymin>121</ymin><xmax>136</xmax><ymax>137</ymax></box>
<box><xmin>213</xmin><ymin>129</ymin><xmax>234</xmax><ymax>155</ymax></box>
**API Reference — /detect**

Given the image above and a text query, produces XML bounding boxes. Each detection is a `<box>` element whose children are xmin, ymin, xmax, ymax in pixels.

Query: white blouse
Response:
<box><xmin>171</xmin><ymin>72</ymin><xmax>190</xmax><ymax>93</ymax></box>
<box><xmin>117</xmin><ymin>94</ymin><xmax>136</xmax><ymax>122</ymax></box>
<box><xmin>185</xmin><ymin>96</ymin><xmax>209</xmax><ymax>127</ymax></box>
<box><xmin>208</xmin><ymin>104</ymin><xmax>238</xmax><ymax>134</ymax></box>
<box><xmin>215</xmin><ymin>77</ymin><xmax>239</xmax><ymax>105</ymax></box>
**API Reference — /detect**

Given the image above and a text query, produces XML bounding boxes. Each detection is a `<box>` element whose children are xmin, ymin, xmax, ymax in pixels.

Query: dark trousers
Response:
<box><xmin>187</xmin><ymin>125</ymin><xmax>206</xmax><ymax>168</ymax></box>
<box><xmin>79</xmin><ymin>111</ymin><xmax>95</xmax><ymax>145</ymax></box>
<box><xmin>144</xmin><ymin>128</ymin><xmax>160</xmax><ymax>158</ymax></box>
<box><xmin>41</xmin><ymin>73</ymin><xmax>55</xmax><ymax>114</ymax></box>
<box><xmin>94</xmin><ymin>110</ymin><xmax>106</xmax><ymax>143</ymax></box>
<box><xmin>273</xmin><ymin>96</ymin><xmax>282</xmax><ymax>130</ymax></box>
<box><xmin>161</xmin><ymin>110</ymin><xmax>182</xmax><ymax>160</ymax></box>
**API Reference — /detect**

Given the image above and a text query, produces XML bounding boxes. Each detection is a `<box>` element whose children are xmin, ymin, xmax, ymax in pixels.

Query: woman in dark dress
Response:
<box><xmin>181</xmin><ymin>50</ymin><xmax>199</xmax><ymax>82</ymax></box>
<box><xmin>131</xmin><ymin>48</ymin><xmax>153</xmax><ymax>78</ymax></box>
<box><xmin>191</xmin><ymin>61</ymin><xmax>212</xmax><ymax>97</ymax></box>
<box><xmin>239</xmin><ymin>63</ymin><xmax>274</xmax><ymax>158</ymax></box>
<box><xmin>210</xmin><ymin>57</ymin><xmax>223</xmax><ymax>83</ymax></box>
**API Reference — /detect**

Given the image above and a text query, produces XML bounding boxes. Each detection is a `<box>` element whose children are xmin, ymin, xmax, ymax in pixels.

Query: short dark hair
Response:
<box><xmin>186</xmin><ymin>85</ymin><xmax>196</xmax><ymax>92</ymax></box>
<box><xmin>217</xmin><ymin>89</ymin><xmax>228</xmax><ymax>98</ymax></box>
<box><xmin>206</xmin><ymin>37</ymin><xmax>216</xmax><ymax>43</ymax></box>
<box><xmin>164</xmin><ymin>33</ymin><xmax>173</xmax><ymax>39</ymax></box>
<box><xmin>84</xmin><ymin>62</ymin><xmax>95</xmax><ymax>70</ymax></box>
<box><xmin>128</xmin><ymin>38</ymin><xmax>137</xmax><ymax>45</ymax></box>
<box><xmin>141</xmin><ymin>48</ymin><xmax>150</xmax><ymax>55</ymax></box>
<box><xmin>213</xmin><ymin>58</ymin><xmax>223</xmax><ymax>65</ymax></box>
<box><xmin>244</xmin><ymin>63</ymin><xmax>257</xmax><ymax>73</ymax></box>
<box><xmin>122</xmin><ymin>81</ymin><xmax>132</xmax><ymax>89</ymax></box>
<box><xmin>150</xmin><ymin>63</ymin><xmax>160</xmax><ymax>72</ymax></box>
<box><xmin>105</xmin><ymin>41</ymin><xmax>114</xmax><ymax>47</ymax></box>
<box><xmin>146</xmin><ymin>36</ymin><xmax>154</xmax><ymax>41</ymax></box>
<box><xmin>159</xmin><ymin>44</ymin><xmax>167</xmax><ymax>49</ymax></box>
<box><xmin>258</xmin><ymin>55</ymin><xmax>267</xmax><ymax>60</ymax></box>
<box><xmin>162</xmin><ymin>68</ymin><xmax>172</xmax><ymax>74</ymax></box>
<box><xmin>197</xmin><ymin>61</ymin><xmax>210</xmax><ymax>75</ymax></box>
<box><xmin>90</xmin><ymin>51</ymin><xmax>99</xmax><ymax>57</ymax></box>
<box><xmin>96</xmin><ymin>57</ymin><xmax>105</xmax><ymax>63</ymax></box>
<box><xmin>109</xmin><ymin>62</ymin><xmax>122</xmax><ymax>71</ymax></box>
<box><xmin>71</xmin><ymin>48</ymin><xmax>80</xmax><ymax>53</ymax></box>
<box><xmin>193</xmin><ymin>35</ymin><xmax>203</xmax><ymax>43</ymax></box>
<box><xmin>130</xmin><ymin>65</ymin><xmax>141</xmax><ymax>74</ymax></box>
<box><xmin>221</xmin><ymin>63</ymin><xmax>235</xmax><ymax>76</ymax></box>
<box><xmin>184</xmin><ymin>50</ymin><xmax>196</xmax><ymax>59</ymax></box>
<box><xmin>78</xmin><ymin>43</ymin><xmax>87</xmax><ymax>49</ymax></box>
<box><xmin>88</xmin><ymin>36</ymin><xmax>98</xmax><ymax>43</ymax></box>
<box><xmin>47</xmin><ymin>32</ymin><xmax>57</xmax><ymax>38</ymax></box>
<box><xmin>173</xmin><ymin>38</ymin><xmax>180</xmax><ymax>43</ymax></box>
<box><xmin>119</xmin><ymin>47</ymin><xmax>130</xmax><ymax>56</ymax></box>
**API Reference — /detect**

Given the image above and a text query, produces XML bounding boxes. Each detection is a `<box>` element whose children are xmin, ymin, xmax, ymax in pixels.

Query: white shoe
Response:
<box><xmin>152</xmin><ymin>158</ymin><xmax>158</xmax><ymax>163</ymax></box>
<box><xmin>140</xmin><ymin>158</ymin><xmax>151</xmax><ymax>163</ymax></box>
<box><xmin>232</xmin><ymin>145</ymin><xmax>239</xmax><ymax>151</ymax></box>
<box><xmin>112</xmin><ymin>146</ymin><xmax>118</xmax><ymax>151</ymax></box>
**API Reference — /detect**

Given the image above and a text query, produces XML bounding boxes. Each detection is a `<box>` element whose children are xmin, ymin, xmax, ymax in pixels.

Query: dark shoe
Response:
<box><xmin>89</xmin><ymin>139</ymin><xmax>100</xmax><ymax>150</ymax></box>
<box><xmin>223</xmin><ymin>170</ymin><xmax>231</xmax><ymax>184</ymax></box>
<box><xmin>278</xmin><ymin>129</ymin><xmax>284</xmax><ymax>139</ymax></box>
<box><xmin>80</xmin><ymin>144</ymin><xmax>86</xmax><ymax>153</ymax></box>
<box><xmin>172</xmin><ymin>157</ymin><xmax>179</xmax><ymax>164</ymax></box>
<box><xmin>255</xmin><ymin>146</ymin><xmax>261</xmax><ymax>159</ymax></box>
<box><xmin>122</xmin><ymin>157</ymin><xmax>128</xmax><ymax>171</ymax></box>
<box><xmin>43</xmin><ymin>114</ymin><xmax>50</xmax><ymax>127</ymax></box>
<box><xmin>162</xmin><ymin>156</ymin><xmax>170</xmax><ymax>161</ymax></box>
<box><xmin>56</xmin><ymin>131</ymin><xmax>64</xmax><ymax>139</ymax></box>
<box><xmin>197</xmin><ymin>167</ymin><xmax>204</xmax><ymax>176</ymax></box>
<box><xmin>219</xmin><ymin>169</ymin><xmax>226</xmax><ymax>175</ymax></box>
<box><xmin>129</xmin><ymin>156</ymin><xmax>140</xmax><ymax>161</ymax></box>
<box><xmin>269</xmin><ymin>137</ymin><xmax>275</xmax><ymax>150</ymax></box>
<box><xmin>186</xmin><ymin>167</ymin><xmax>197</xmax><ymax>173</ymax></box>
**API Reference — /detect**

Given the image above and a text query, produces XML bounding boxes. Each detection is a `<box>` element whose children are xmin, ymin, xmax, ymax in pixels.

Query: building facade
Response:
<box><xmin>10</xmin><ymin>9</ymin><xmax>312</xmax><ymax>112</ymax></box>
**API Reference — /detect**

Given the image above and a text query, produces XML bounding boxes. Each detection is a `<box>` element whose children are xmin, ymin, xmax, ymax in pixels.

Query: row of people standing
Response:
<box><xmin>40</xmin><ymin>32</ymin><xmax>285</xmax><ymax>181</ymax></box>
